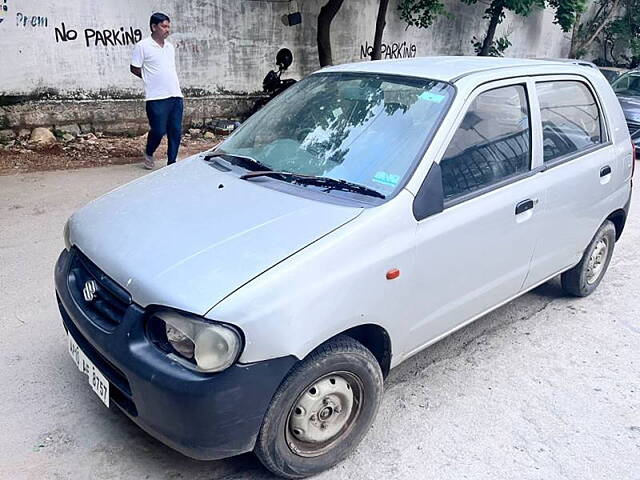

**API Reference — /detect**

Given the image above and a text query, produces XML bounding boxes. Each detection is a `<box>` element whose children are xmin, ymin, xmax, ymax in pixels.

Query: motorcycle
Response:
<box><xmin>248</xmin><ymin>48</ymin><xmax>297</xmax><ymax>117</ymax></box>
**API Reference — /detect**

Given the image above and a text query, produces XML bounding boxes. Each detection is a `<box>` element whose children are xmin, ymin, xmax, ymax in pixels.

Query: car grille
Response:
<box><xmin>68</xmin><ymin>248</ymin><xmax>131</xmax><ymax>331</ymax></box>
<box><xmin>58</xmin><ymin>296</ymin><xmax>138</xmax><ymax>417</ymax></box>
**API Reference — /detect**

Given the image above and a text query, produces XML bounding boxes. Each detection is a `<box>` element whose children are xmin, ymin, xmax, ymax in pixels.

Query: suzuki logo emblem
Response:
<box><xmin>83</xmin><ymin>280</ymin><xmax>98</xmax><ymax>302</ymax></box>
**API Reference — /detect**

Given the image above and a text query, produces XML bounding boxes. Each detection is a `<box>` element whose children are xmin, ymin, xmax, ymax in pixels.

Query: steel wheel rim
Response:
<box><xmin>586</xmin><ymin>237</ymin><xmax>609</xmax><ymax>285</ymax></box>
<box><xmin>285</xmin><ymin>371</ymin><xmax>364</xmax><ymax>458</ymax></box>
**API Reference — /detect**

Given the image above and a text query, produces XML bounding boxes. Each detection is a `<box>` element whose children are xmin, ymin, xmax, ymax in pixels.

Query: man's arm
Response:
<box><xmin>130</xmin><ymin>42</ymin><xmax>143</xmax><ymax>78</ymax></box>
<box><xmin>130</xmin><ymin>65</ymin><xmax>142</xmax><ymax>78</ymax></box>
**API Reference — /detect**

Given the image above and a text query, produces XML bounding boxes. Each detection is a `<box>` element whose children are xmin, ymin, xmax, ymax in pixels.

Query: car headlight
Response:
<box><xmin>148</xmin><ymin>310</ymin><xmax>243</xmax><ymax>373</ymax></box>
<box><xmin>63</xmin><ymin>219</ymin><xmax>71</xmax><ymax>250</ymax></box>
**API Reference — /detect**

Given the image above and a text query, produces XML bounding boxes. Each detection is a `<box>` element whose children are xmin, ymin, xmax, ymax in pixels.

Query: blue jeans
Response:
<box><xmin>145</xmin><ymin>97</ymin><xmax>184</xmax><ymax>165</ymax></box>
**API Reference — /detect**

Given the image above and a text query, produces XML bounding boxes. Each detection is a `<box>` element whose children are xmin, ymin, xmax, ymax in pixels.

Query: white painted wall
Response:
<box><xmin>0</xmin><ymin>0</ymin><xmax>575</xmax><ymax>98</ymax></box>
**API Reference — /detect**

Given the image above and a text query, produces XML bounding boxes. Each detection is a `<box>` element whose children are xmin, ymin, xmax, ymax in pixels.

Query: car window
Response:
<box><xmin>440</xmin><ymin>85</ymin><xmax>531</xmax><ymax>201</ymax></box>
<box><xmin>600</xmin><ymin>68</ymin><xmax>625</xmax><ymax>84</ymax></box>
<box><xmin>537</xmin><ymin>81</ymin><xmax>602</xmax><ymax>163</ymax></box>
<box><xmin>612</xmin><ymin>72</ymin><xmax>640</xmax><ymax>95</ymax></box>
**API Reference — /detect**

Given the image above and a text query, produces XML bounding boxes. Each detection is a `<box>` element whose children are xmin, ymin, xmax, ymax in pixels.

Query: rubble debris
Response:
<box><xmin>29</xmin><ymin>128</ymin><xmax>57</xmax><ymax>146</ymax></box>
<box><xmin>1</xmin><ymin>132</ymin><xmax>225</xmax><ymax>175</ymax></box>
<box><xmin>0</xmin><ymin>129</ymin><xmax>17</xmax><ymax>144</ymax></box>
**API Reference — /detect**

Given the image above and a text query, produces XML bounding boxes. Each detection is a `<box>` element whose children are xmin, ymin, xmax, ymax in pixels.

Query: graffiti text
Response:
<box><xmin>360</xmin><ymin>41</ymin><xmax>417</xmax><ymax>60</ymax></box>
<box><xmin>16</xmin><ymin>12</ymin><xmax>48</xmax><ymax>28</ymax></box>
<box><xmin>55</xmin><ymin>22</ymin><xmax>142</xmax><ymax>47</ymax></box>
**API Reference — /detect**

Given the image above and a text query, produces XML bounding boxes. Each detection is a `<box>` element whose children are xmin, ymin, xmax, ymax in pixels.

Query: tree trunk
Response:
<box><xmin>479</xmin><ymin>1</ymin><xmax>504</xmax><ymax>57</ymax></box>
<box><xmin>569</xmin><ymin>12</ymin><xmax>582</xmax><ymax>58</ymax></box>
<box><xmin>317</xmin><ymin>0</ymin><xmax>345</xmax><ymax>67</ymax></box>
<box><xmin>371</xmin><ymin>0</ymin><xmax>390</xmax><ymax>61</ymax></box>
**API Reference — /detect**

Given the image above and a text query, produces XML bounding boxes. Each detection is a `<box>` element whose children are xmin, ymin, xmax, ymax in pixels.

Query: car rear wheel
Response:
<box><xmin>561</xmin><ymin>220</ymin><xmax>616</xmax><ymax>297</ymax></box>
<box><xmin>254</xmin><ymin>335</ymin><xmax>383</xmax><ymax>479</ymax></box>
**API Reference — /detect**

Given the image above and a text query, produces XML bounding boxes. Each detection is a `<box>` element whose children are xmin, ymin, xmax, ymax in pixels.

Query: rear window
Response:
<box><xmin>536</xmin><ymin>81</ymin><xmax>603</xmax><ymax>163</ymax></box>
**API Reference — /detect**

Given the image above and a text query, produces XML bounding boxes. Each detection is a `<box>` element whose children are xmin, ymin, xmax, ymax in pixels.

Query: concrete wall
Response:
<box><xmin>0</xmin><ymin>0</ymin><xmax>576</xmax><ymax>131</ymax></box>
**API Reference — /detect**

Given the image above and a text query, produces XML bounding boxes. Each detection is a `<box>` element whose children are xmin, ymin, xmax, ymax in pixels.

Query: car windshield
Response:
<box><xmin>219</xmin><ymin>72</ymin><xmax>454</xmax><ymax>198</ymax></box>
<box><xmin>612</xmin><ymin>72</ymin><xmax>640</xmax><ymax>96</ymax></box>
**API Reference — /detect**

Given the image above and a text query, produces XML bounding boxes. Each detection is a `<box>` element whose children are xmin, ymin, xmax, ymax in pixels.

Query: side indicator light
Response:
<box><xmin>386</xmin><ymin>268</ymin><xmax>400</xmax><ymax>280</ymax></box>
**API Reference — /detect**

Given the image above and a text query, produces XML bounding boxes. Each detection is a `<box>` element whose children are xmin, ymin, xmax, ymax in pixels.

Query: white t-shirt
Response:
<box><xmin>131</xmin><ymin>37</ymin><xmax>183</xmax><ymax>101</ymax></box>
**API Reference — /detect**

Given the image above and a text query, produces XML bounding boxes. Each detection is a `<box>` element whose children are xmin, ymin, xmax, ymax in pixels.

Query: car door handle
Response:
<box><xmin>600</xmin><ymin>165</ymin><xmax>612</xmax><ymax>177</ymax></box>
<box><xmin>515</xmin><ymin>199</ymin><xmax>534</xmax><ymax>215</ymax></box>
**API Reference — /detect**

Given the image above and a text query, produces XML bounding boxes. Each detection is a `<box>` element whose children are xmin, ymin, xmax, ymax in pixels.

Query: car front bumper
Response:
<box><xmin>54</xmin><ymin>248</ymin><xmax>296</xmax><ymax>460</ymax></box>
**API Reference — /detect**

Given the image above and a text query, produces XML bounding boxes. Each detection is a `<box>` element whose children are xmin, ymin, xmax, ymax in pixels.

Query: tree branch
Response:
<box><xmin>579</xmin><ymin>0</ymin><xmax>621</xmax><ymax>52</ymax></box>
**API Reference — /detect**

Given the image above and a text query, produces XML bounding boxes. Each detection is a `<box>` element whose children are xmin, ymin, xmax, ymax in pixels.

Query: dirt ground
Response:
<box><xmin>0</xmin><ymin>132</ymin><xmax>225</xmax><ymax>175</ymax></box>
<box><xmin>0</xmin><ymin>166</ymin><xmax>638</xmax><ymax>479</ymax></box>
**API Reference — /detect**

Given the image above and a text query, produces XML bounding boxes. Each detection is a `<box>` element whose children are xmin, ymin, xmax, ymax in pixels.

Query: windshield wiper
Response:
<box><xmin>241</xmin><ymin>170</ymin><xmax>386</xmax><ymax>199</ymax></box>
<box><xmin>204</xmin><ymin>152</ymin><xmax>272</xmax><ymax>172</ymax></box>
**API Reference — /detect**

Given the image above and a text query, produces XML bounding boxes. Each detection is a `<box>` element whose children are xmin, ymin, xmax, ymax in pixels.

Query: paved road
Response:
<box><xmin>1</xmin><ymin>164</ymin><xmax>638</xmax><ymax>480</ymax></box>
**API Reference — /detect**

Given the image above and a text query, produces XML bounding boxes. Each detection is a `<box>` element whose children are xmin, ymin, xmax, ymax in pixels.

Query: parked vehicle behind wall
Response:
<box><xmin>611</xmin><ymin>70</ymin><xmax>640</xmax><ymax>150</ymax></box>
<box><xmin>600</xmin><ymin>66</ymin><xmax>628</xmax><ymax>84</ymax></box>
<box><xmin>247</xmin><ymin>48</ymin><xmax>297</xmax><ymax>118</ymax></box>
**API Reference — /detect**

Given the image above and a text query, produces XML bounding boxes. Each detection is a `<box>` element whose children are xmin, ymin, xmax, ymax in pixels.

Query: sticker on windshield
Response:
<box><xmin>418</xmin><ymin>91</ymin><xmax>446</xmax><ymax>103</ymax></box>
<box><xmin>372</xmin><ymin>171</ymin><xmax>400</xmax><ymax>187</ymax></box>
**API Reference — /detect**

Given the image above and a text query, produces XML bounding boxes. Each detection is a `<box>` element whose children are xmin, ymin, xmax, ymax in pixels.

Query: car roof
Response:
<box><xmin>319</xmin><ymin>56</ymin><xmax>593</xmax><ymax>83</ymax></box>
<box><xmin>534</xmin><ymin>57</ymin><xmax>597</xmax><ymax>68</ymax></box>
<box><xmin>600</xmin><ymin>66</ymin><xmax>629</xmax><ymax>72</ymax></box>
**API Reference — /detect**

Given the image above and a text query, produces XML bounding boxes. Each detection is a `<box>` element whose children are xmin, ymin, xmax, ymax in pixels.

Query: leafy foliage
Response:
<box><xmin>547</xmin><ymin>0</ymin><xmax>588</xmax><ymax>32</ymax></box>
<box><xmin>462</xmin><ymin>0</ymin><xmax>542</xmax><ymax>19</ymax></box>
<box><xmin>602</xmin><ymin>0</ymin><xmax>640</xmax><ymax>67</ymax></box>
<box><xmin>472</xmin><ymin>34</ymin><xmax>513</xmax><ymax>56</ymax></box>
<box><xmin>463</xmin><ymin>0</ymin><xmax>584</xmax><ymax>32</ymax></box>
<box><xmin>570</xmin><ymin>0</ymin><xmax>622</xmax><ymax>58</ymax></box>
<box><xmin>397</xmin><ymin>0</ymin><xmax>585</xmax><ymax>57</ymax></box>
<box><xmin>397</xmin><ymin>0</ymin><xmax>449</xmax><ymax>30</ymax></box>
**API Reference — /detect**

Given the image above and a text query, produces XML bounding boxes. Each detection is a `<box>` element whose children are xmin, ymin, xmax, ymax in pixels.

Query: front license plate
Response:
<box><xmin>68</xmin><ymin>333</ymin><xmax>109</xmax><ymax>408</ymax></box>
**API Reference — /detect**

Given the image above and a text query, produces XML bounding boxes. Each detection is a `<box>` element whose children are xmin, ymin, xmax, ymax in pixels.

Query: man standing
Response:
<box><xmin>130</xmin><ymin>12</ymin><xmax>183</xmax><ymax>169</ymax></box>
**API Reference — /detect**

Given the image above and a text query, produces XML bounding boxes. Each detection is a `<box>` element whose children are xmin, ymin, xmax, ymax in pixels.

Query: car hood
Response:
<box><xmin>69</xmin><ymin>156</ymin><xmax>362</xmax><ymax>315</ymax></box>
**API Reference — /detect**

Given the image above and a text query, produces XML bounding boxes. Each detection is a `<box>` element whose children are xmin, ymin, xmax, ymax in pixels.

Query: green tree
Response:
<box><xmin>472</xmin><ymin>34</ymin><xmax>512</xmax><ymax>57</ymax></box>
<box><xmin>464</xmin><ymin>0</ymin><xmax>586</xmax><ymax>57</ymax></box>
<box><xmin>397</xmin><ymin>0</ymin><xmax>448</xmax><ymax>31</ymax></box>
<box><xmin>602</xmin><ymin>0</ymin><xmax>640</xmax><ymax>66</ymax></box>
<box><xmin>398</xmin><ymin>0</ymin><xmax>584</xmax><ymax>58</ymax></box>
<box><xmin>569</xmin><ymin>0</ymin><xmax>622</xmax><ymax>59</ymax></box>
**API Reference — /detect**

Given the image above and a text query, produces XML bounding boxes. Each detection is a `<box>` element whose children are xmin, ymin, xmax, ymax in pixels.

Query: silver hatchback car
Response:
<box><xmin>55</xmin><ymin>57</ymin><xmax>634</xmax><ymax>478</ymax></box>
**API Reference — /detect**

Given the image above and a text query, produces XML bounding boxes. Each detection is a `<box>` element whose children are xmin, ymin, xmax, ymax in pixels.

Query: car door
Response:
<box><xmin>523</xmin><ymin>76</ymin><xmax>620</xmax><ymax>287</ymax></box>
<box><xmin>402</xmin><ymin>79</ymin><xmax>546</xmax><ymax>359</ymax></box>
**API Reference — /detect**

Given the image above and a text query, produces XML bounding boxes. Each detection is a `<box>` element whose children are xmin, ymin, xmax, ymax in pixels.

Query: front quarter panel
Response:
<box><xmin>205</xmin><ymin>190</ymin><xmax>419</xmax><ymax>366</ymax></box>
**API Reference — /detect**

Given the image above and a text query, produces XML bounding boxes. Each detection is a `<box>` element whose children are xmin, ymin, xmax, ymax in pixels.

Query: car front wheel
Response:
<box><xmin>254</xmin><ymin>335</ymin><xmax>384</xmax><ymax>479</ymax></box>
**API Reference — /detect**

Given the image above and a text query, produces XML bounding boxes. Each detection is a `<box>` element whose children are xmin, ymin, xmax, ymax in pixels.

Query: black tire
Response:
<box><xmin>254</xmin><ymin>335</ymin><xmax>384</xmax><ymax>479</ymax></box>
<box><xmin>561</xmin><ymin>220</ymin><xmax>616</xmax><ymax>297</ymax></box>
